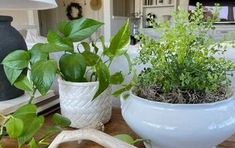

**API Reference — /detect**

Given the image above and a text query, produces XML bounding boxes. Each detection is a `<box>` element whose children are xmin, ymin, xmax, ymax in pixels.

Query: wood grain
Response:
<box><xmin>1</xmin><ymin>108</ymin><xmax>235</xmax><ymax>148</ymax></box>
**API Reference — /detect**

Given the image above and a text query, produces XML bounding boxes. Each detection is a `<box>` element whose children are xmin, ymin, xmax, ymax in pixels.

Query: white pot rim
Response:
<box><xmin>58</xmin><ymin>78</ymin><xmax>98</xmax><ymax>86</ymax></box>
<box><xmin>122</xmin><ymin>90</ymin><xmax>235</xmax><ymax>109</ymax></box>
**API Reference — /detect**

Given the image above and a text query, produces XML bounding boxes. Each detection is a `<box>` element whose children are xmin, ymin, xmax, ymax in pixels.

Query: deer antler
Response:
<box><xmin>49</xmin><ymin>128</ymin><xmax>137</xmax><ymax>148</ymax></box>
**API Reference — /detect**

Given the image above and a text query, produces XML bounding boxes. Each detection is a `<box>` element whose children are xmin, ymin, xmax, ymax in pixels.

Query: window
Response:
<box><xmin>113</xmin><ymin>0</ymin><xmax>135</xmax><ymax>17</ymax></box>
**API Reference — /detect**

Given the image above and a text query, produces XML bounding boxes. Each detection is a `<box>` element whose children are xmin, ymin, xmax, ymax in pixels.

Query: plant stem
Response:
<box><xmin>108</xmin><ymin>60</ymin><xmax>112</xmax><ymax>68</ymax></box>
<box><xmin>90</xmin><ymin>72</ymin><xmax>96</xmax><ymax>82</ymax></box>
<box><xmin>0</xmin><ymin>116</ymin><xmax>10</xmax><ymax>137</ymax></box>
<box><xmin>28</xmin><ymin>89</ymin><xmax>36</xmax><ymax>104</ymax></box>
<box><xmin>38</xmin><ymin>140</ymin><xmax>50</xmax><ymax>146</ymax></box>
<box><xmin>104</xmin><ymin>59</ymin><xmax>110</xmax><ymax>64</ymax></box>
<box><xmin>17</xmin><ymin>143</ymin><xmax>22</xmax><ymax>148</ymax></box>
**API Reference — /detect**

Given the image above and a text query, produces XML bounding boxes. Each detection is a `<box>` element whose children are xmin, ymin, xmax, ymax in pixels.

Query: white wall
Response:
<box><xmin>39</xmin><ymin>0</ymin><xmax>104</xmax><ymax>39</ymax></box>
<box><xmin>111</xmin><ymin>16</ymin><xmax>127</xmax><ymax>36</ymax></box>
<box><xmin>66</xmin><ymin>0</ymin><xmax>104</xmax><ymax>40</ymax></box>
<box><xmin>75</xmin><ymin>0</ymin><xmax>104</xmax><ymax>39</ymax></box>
<box><xmin>0</xmin><ymin>0</ymin><xmax>138</xmax><ymax>41</ymax></box>
<box><xmin>105</xmin><ymin>0</ymin><xmax>128</xmax><ymax>37</ymax></box>
<box><xmin>56</xmin><ymin>0</ymin><xmax>104</xmax><ymax>22</ymax></box>
<box><xmin>109</xmin><ymin>0</ymin><xmax>135</xmax><ymax>36</ymax></box>
<box><xmin>103</xmin><ymin>0</ymin><xmax>112</xmax><ymax>42</ymax></box>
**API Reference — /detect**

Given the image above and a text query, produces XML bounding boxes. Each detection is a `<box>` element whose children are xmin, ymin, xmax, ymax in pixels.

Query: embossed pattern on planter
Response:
<box><xmin>58</xmin><ymin>79</ymin><xmax>112</xmax><ymax>128</ymax></box>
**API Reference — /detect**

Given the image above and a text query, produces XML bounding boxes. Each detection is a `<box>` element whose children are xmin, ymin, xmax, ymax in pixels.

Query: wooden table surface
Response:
<box><xmin>1</xmin><ymin>108</ymin><xmax>235</xmax><ymax>148</ymax></box>
<box><xmin>42</xmin><ymin>108</ymin><xmax>144</xmax><ymax>148</ymax></box>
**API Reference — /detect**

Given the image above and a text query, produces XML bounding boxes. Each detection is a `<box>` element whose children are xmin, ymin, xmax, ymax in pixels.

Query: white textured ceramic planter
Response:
<box><xmin>121</xmin><ymin>91</ymin><xmax>235</xmax><ymax>148</ymax></box>
<box><xmin>58</xmin><ymin>79</ymin><xmax>112</xmax><ymax>128</ymax></box>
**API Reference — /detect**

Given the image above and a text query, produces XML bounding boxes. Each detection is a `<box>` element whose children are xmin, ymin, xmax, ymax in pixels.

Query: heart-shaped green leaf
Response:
<box><xmin>31</xmin><ymin>60</ymin><xmax>57</xmax><ymax>95</ymax></box>
<box><xmin>13</xmin><ymin>104</ymin><xmax>37</xmax><ymax>124</ymax></box>
<box><xmin>13</xmin><ymin>104</ymin><xmax>43</xmax><ymax>145</ymax></box>
<box><xmin>2</xmin><ymin>50</ymin><xmax>30</xmax><ymax>69</ymax></box>
<box><xmin>63</xmin><ymin>18</ymin><xmax>104</xmax><ymax>42</ymax></box>
<box><xmin>80</xmin><ymin>42</ymin><xmax>91</xmax><ymax>51</ymax></box>
<box><xmin>3</xmin><ymin>66</ymin><xmax>23</xmax><ymax>84</ymax></box>
<box><xmin>93</xmin><ymin>62</ymin><xmax>110</xmax><ymax>99</ymax></box>
<box><xmin>99</xmin><ymin>35</ymin><xmax>107</xmax><ymax>50</ymax></box>
<box><xmin>110</xmin><ymin>72</ymin><xmax>124</xmax><ymax>85</ymax></box>
<box><xmin>18</xmin><ymin>116</ymin><xmax>44</xmax><ymax>145</ymax></box>
<box><xmin>124</xmin><ymin>52</ymin><xmax>132</xmax><ymax>73</ymax></box>
<box><xmin>58</xmin><ymin>21</ymin><xmax>69</xmax><ymax>35</ymax></box>
<box><xmin>47</xmin><ymin>31</ymin><xmax>73</xmax><ymax>52</ymax></box>
<box><xmin>6</xmin><ymin>117</ymin><xmax>24</xmax><ymax>139</ymax></box>
<box><xmin>104</xmin><ymin>20</ymin><xmax>130</xmax><ymax>58</ymax></box>
<box><xmin>14</xmin><ymin>74</ymin><xmax>34</xmax><ymax>92</ymax></box>
<box><xmin>29</xmin><ymin>138</ymin><xmax>37</xmax><ymax>148</ymax></box>
<box><xmin>82</xmin><ymin>51</ymin><xmax>100</xmax><ymax>66</ymax></box>
<box><xmin>52</xmin><ymin>113</ymin><xmax>71</xmax><ymax>128</ymax></box>
<box><xmin>112</xmin><ymin>84</ymin><xmax>133</xmax><ymax>97</ymax></box>
<box><xmin>59</xmin><ymin>53</ymin><xmax>86</xmax><ymax>82</ymax></box>
<box><xmin>91</xmin><ymin>42</ymin><xmax>99</xmax><ymax>54</ymax></box>
<box><xmin>30</xmin><ymin>43</ymin><xmax>49</xmax><ymax>64</ymax></box>
<box><xmin>114</xmin><ymin>134</ymin><xmax>135</xmax><ymax>145</ymax></box>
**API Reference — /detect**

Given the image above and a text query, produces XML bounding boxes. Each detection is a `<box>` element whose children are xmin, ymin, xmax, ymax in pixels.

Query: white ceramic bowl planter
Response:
<box><xmin>121</xmin><ymin>91</ymin><xmax>235</xmax><ymax>148</ymax></box>
<box><xmin>58</xmin><ymin>79</ymin><xmax>112</xmax><ymax>128</ymax></box>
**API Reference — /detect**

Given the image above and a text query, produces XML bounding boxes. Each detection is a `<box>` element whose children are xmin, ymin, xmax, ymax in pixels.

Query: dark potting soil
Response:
<box><xmin>133</xmin><ymin>85</ymin><xmax>232</xmax><ymax>104</ymax></box>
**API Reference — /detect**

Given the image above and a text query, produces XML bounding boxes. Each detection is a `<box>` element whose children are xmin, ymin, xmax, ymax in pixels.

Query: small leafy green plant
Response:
<box><xmin>133</xmin><ymin>4</ymin><xmax>235</xmax><ymax>104</ymax></box>
<box><xmin>2</xmin><ymin>18</ymin><xmax>131</xmax><ymax>101</ymax></box>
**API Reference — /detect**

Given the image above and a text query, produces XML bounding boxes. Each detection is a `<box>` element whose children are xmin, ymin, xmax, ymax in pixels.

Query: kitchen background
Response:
<box><xmin>0</xmin><ymin>0</ymin><xmax>137</xmax><ymax>42</ymax></box>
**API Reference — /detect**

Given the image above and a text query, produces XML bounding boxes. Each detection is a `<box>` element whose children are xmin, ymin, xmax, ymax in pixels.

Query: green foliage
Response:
<box><xmin>114</xmin><ymin>134</ymin><xmax>135</xmax><ymax>145</ymax></box>
<box><xmin>3</xmin><ymin>66</ymin><xmax>22</xmax><ymax>85</ymax></box>
<box><xmin>124</xmin><ymin>52</ymin><xmax>132</xmax><ymax>73</ymax></box>
<box><xmin>14</xmin><ymin>75</ymin><xmax>33</xmax><ymax>92</ymax></box>
<box><xmin>29</xmin><ymin>138</ymin><xmax>37</xmax><ymax>148</ymax></box>
<box><xmin>29</xmin><ymin>43</ymin><xmax>49</xmax><ymax>64</ymax></box>
<box><xmin>18</xmin><ymin>116</ymin><xmax>44</xmax><ymax>145</ymax></box>
<box><xmin>93</xmin><ymin>61</ymin><xmax>111</xmax><ymax>99</ymax></box>
<box><xmin>104</xmin><ymin>20</ymin><xmax>130</xmax><ymax>58</ymax></box>
<box><xmin>0</xmin><ymin>104</ymin><xmax>44</xmax><ymax>146</ymax></box>
<box><xmin>10</xmin><ymin>104</ymin><xmax>43</xmax><ymax>145</ymax></box>
<box><xmin>5</xmin><ymin>117</ymin><xmax>24</xmax><ymax>139</ymax></box>
<box><xmin>0</xmin><ymin>17</ymin><xmax>131</xmax><ymax>147</ymax></box>
<box><xmin>136</xmin><ymin>4</ymin><xmax>235</xmax><ymax>95</ymax></box>
<box><xmin>31</xmin><ymin>60</ymin><xmax>57</xmax><ymax>95</ymax></box>
<box><xmin>81</xmin><ymin>51</ymin><xmax>99</xmax><ymax>66</ymax></box>
<box><xmin>110</xmin><ymin>72</ymin><xmax>124</xmax><ymax>85</ymax></box>
<box><xmin>52</xmin><ymin>113</ymin><xmax>71</xmax><ymax>127</ymax></box>
<box><xmin>59</xmin><ymin>53</ymin><xmax>86</xmax><ymax>82</ymax></box>
<box><xmin>1</xmin><ymin>17</ymin><xmax>131</xmax><ymax>100</ymax></box>
<box><xmin>13</xmin><ymin>104</ymin><xmax>37</xmax><ymax>122</ymax></box>
<box><xmin>47</xmin><ymin>31</ymin><xmax>73</xmax><ymax>52</ymax></box>
<box><xmin>2</xmin><ymin>50</ymin><xmax>30</xmax><ymax>69</ymax></box>
<box><xmin>114</xmin><ymin>134</ymin><xmax>145</xmax><ymax>146</ymax></box>
<box><xmin>0</xmin><ymin>104</ymin><xmax>71</xmax><ymax>147</ymax></box>
<box><xmin>112</xmin><ymin>72</ymin><xmax>138</xmax><ymax>97</ymax></box>
<box><xmin>58</xmin><ymin>18</ymin><xmax>104</xmax><ymax>42</ymax></box>
<box><xmin>80</xmin><ymin>42</ymin><xmax>91</xmax><ymax>51</ymax></box>
<box><xmin>112</xmin><ymin>84</ymin><xmax>133</xmax><ymax>97</ymax></box>
<box><xmin>2</xmin><ymin>50</ymin><xmax>30</xmax><ymax>85</ymax></box>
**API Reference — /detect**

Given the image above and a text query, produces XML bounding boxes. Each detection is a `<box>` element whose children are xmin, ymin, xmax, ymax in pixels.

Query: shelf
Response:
<box><xmin>142</xmin><ymin>5</ymin><xmax>157</xmax><ymax>8</ymax></box>
<box><xmin>143</xmin><ymin>4</ymin><xmax>175</xmax><ymax>8</ymax></box>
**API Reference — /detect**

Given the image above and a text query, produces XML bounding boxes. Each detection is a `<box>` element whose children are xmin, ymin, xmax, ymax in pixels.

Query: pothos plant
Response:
<box><xmin>0</xmin><ymin>18</ymin><xmax>131</xmax><ymax>147</ymax></box>
<box><xmin>120</xmin><ymin>3</ymin><xmax>235</xmax><ymax>104</ymax></box>
<box><xmin>0</xmin><ymin>105</ymin><xmax>71</xmax><ymax>148</ymax></box>
<box><xmin>2</xmin><ymin>17</ymin><xmax>131</xmax><ymax>102</ymax></box>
